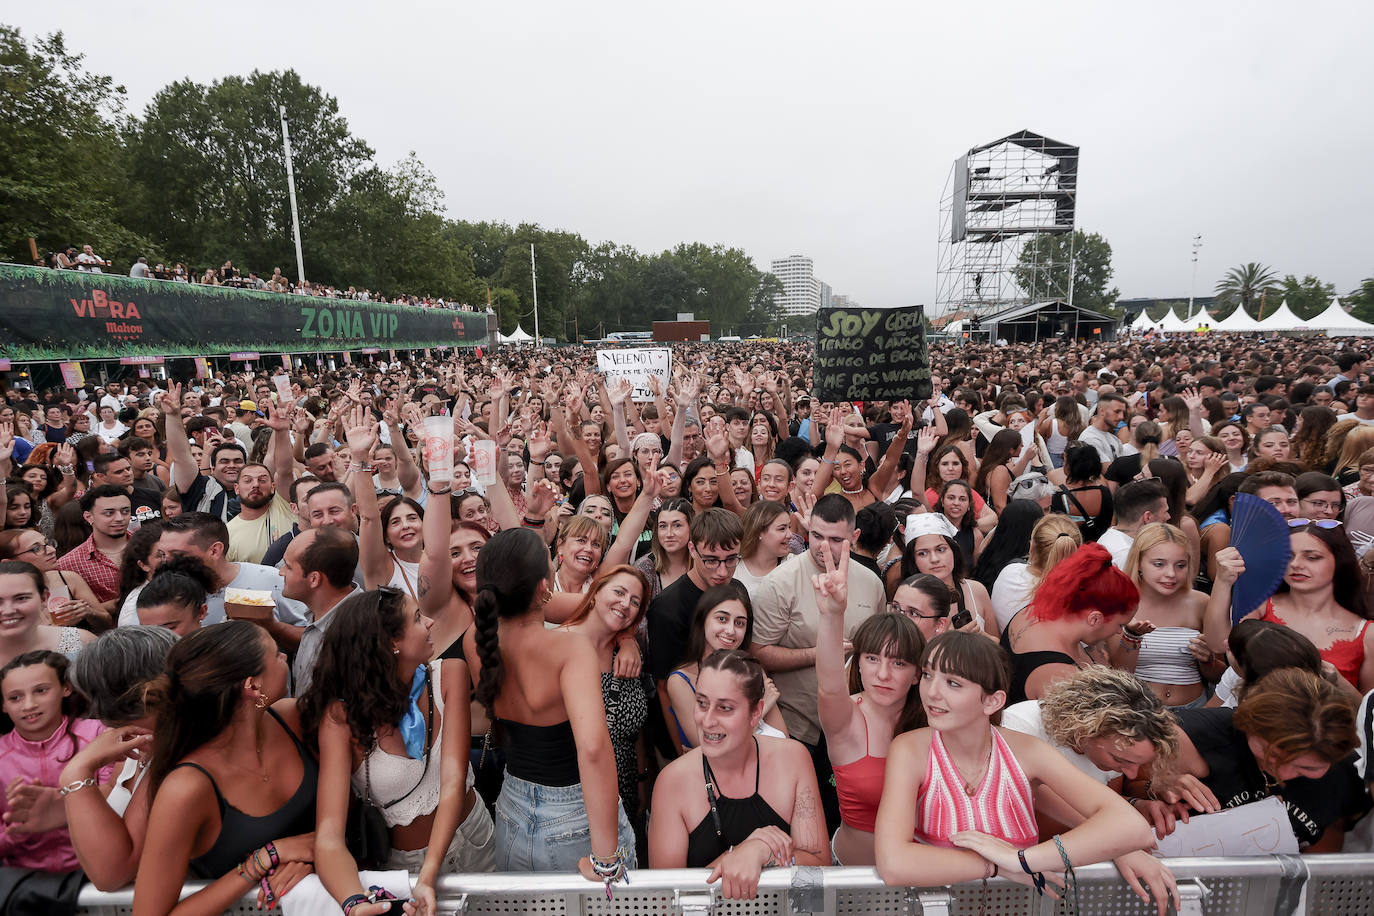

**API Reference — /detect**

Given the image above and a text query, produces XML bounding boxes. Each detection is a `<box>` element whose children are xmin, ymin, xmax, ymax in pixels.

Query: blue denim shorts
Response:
<box><xmin>494</xmin><ymin>771</ymin><xmax>637</xmax><ymax>872</ymax></box>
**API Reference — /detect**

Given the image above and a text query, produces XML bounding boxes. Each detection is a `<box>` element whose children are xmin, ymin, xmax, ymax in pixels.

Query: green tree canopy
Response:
<box><xmin>1272</xmin><ymin>274</ymin><xmax>1337</xmax><ymax>320</ymax></box>
<box><xmin>1012</xmin><ymin>230</ymin><xmax>1120</xmax><ymax>315</ymax></box>
<box><xmin>1347</xmin><ymin>277</ymin><xmax>1374</xmax><ymax>325</ymax></box>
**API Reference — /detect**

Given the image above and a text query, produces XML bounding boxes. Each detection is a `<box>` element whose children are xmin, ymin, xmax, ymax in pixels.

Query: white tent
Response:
<box><xmin>1257</xmin><ymin>300</ymin><xmax>1307</xmax><ymax>332</ymax></box>
<box><xmin>1307</xmin><ymin>298</ymin><xmax>1374</xmax><ymax>336</ymax></box>
<box><xmin>1211</xmin><ymin>306</ymin><xmax>1265</xmax><ymax>332</ymax></box>
<box><xmin>1128</xmin><ymin>310</ymin><xmax>1161</xmax><ymax>332</ymax></box>
<box><xmin>1180</xmin><ymin>309</ymin><xmax>1215</xmax><ymax>332</ymax></box>
<box><xmin>1156</xmin><ymin>308</ymin><xmax>1190</xmax><ymax>333</ymax></box>
<box><xmin>498</xmin><ymin>325</ymin><xmax>534</xmax><ymax>345</ymax></box>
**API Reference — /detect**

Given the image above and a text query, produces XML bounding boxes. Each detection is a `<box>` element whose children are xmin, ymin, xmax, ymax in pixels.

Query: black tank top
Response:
<box><xmin>174</xmin><ymin>708</ymin><xmax>319</xmax><ymax>878</ymax></box>
<box><xmin>999</xmin><ymin>624</ymin><xmax>1079</xmax><ymax>706</ymax></box>
<box><xmin>686</xmin><ymin>738</ymin><xmax>791</xmax><ymax>867</ymax></box>
<box><xmin>498</xmin><ymin>719</ymin><xmax>581</xmax><ymax>786</ymax></box>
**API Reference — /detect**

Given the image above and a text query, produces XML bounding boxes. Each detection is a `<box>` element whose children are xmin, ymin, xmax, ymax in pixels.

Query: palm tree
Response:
<box><xmin>1214</xmin><ymin>263</ymin><xmax>1279</xmax><ymax>318</ymax></box>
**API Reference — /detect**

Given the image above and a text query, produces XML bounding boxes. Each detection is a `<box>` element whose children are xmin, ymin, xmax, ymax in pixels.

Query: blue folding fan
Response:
<box><xmin>1228</xmin><ymin>493</ymin><xmax>1292</xmax><ymax>623</ymax></box>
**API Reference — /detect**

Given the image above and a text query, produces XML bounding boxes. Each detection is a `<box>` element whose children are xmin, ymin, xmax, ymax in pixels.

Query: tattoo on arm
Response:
<box><xmin>417</xmin><ymin>573</ymin><xmax>430</xmax><ymax>599</ymax></box>
<box><xmin>792</xmin><ymin>787</ymin><xmax>825</xmax><ymax>856</ymax></box>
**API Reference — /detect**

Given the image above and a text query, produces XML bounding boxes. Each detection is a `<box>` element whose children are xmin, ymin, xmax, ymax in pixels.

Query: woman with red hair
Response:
<box><xmin>999</xmin><ymin>543</ymin><xmax>1142</xmax><ymax>704</ymax></box>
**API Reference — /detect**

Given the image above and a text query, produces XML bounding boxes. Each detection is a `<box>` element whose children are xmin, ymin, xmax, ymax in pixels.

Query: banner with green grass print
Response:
<box><xmin>0</xmin><ymin>264</ymin><xmax>487</xmax><ymax>361</ymax></box>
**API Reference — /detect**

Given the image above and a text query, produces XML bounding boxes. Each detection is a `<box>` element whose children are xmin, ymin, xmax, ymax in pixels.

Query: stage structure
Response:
<box><xmin>935</xmin><ymin>130</ymin><xmax>1079</xmax><ymax>321</ymax></box>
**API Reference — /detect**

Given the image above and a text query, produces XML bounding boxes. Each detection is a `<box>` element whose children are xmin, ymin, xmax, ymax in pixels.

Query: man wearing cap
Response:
<box><xmin>750</xmin><ymin>493</ymin><xmax>886</xmax><ymax>832</ymax></box>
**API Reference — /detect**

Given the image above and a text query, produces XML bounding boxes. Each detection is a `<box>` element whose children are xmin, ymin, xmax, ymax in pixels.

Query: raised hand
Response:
<box><xmin>824</xmin><ymin>406</ymin><xmax>847</xmax><ymax>449</ymax></box>
<box><xmin>0</xmin><ymin>421</ymin><xmax>14</xmax><ymax>461</ymax></box>
<box><xmin>159</xmin><ymin>381</ymin><xmax>183</xmax><ymax>417</ymax></box>
<box><xmin>916</xmin><ymin>425</ymin><xmax>939</xmax><ymax>457</ymax></box>
<box><xmin>264</xmin><ymin>398</ymin><xmax>291</xmax><ymax>432</ymax></box>
<box><xmin>1182</xmin><ymin>387</ymin><xmax>1203</xmax><ymax>412</ymax></box>
<box><xmin>810</xmin><ymin>537</ymin><xmax>849</xmax><ymax>615</ymax></box>
<box><xmin>1212</xmin><ymin>546</ymin><xmax>1245</xmax><ymax>586</ymax></box>
<box><xmin>608</xmin><ymin>377</ymin><xmax>633</xmax><ymax>407</ymax></box>
<box><xmin>343</xmin><ymin>405</ymin><xmax>378</xmax><ymax>460</ymax></box>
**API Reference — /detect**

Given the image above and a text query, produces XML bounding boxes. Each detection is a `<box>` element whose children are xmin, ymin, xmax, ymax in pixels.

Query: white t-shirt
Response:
<box><xmin>1097</xmin><ymin>527</ymin><xmax>1135</xmax><ymax>569</ymax></box>
<box><xmin>990</xmin><ymin>562</ymin><xmax>1034</xmax><ymax>633</ymax></box>
<box><xmin>1001</xmin><ymin>700</ymin><xmax>1120</xmax><ymax>783</ymax></box>
<box><xmin>1079</xmin><ymin>425</ymin><xmax>1123</xmax><ymax>464</ymax></box>
<box><xmin>97</xmin><ymin>421</ymin><xmax>128</xmax><ymax>444</ymax></box>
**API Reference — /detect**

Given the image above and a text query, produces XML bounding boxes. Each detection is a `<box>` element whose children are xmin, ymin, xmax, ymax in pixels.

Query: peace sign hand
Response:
<box><xmin>810</xmin><ymin>537</ymin><xmax>849</xmax><ymax>616</ymax></box>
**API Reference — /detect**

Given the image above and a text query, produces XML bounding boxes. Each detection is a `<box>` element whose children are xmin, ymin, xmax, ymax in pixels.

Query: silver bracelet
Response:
<box><xmin>58</xmin><ymin>776</ymin><xmax>98</xmax><ymax>797</ymax></box>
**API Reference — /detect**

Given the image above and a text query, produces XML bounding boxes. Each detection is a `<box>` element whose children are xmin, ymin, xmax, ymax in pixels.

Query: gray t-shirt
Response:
<box><xmin>118</xmin><ymin>562</ymin><xmax>308</xmax><ymax>627</ymax></box>
<box><xmin>1079</xmin><ymin>425</ymin><xmax>1123</xmax><ymax>464</ymax></box>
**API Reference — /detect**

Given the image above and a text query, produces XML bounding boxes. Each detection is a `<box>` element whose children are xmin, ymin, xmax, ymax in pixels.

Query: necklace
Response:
<box><xmin>950</xmin><ymin>735</ymin><xmax>994</xmax><ymax>797</ymax></box>
<box><xmin>221</xmin><ymin>750</ymin><xmax>271</xmax><ymax>783</ymax></box>
<box><xmin>841</xmin><ymin>482</ymin><xmax>865</xmax><ymax>495</ymax></box>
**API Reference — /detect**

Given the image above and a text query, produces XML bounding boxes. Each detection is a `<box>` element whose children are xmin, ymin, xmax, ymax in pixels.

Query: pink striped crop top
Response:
<box><xmin>914</xmin><ymin>727</ymin><xmax>1038</xmax><ymax>849</ymax></box>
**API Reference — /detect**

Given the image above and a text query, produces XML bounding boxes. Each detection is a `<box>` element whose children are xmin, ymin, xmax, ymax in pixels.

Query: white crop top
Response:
<box><xmin>352</xmin><ymin>662</ymin><xmax>475</xmax><ymax>826</ymax></box>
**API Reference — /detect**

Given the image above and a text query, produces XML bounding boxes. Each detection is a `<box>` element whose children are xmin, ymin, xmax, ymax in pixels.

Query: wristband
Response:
<box><xmin>427</xmin><ymin>482</ymin><xmax>452</xmax><ymax>495</ymax></box>
<box><xmin>263</xmin><ymin>841</ymin><xmax>280</xmax><ymax>869</ymax></box>
<box><xmin>522</xmin><ymin>516</ymin><xmax>545</xmax><ymax>527</ymax></box>
<box><xmin>341</xmin><ymin>894</ymin><xmax>370</xmax><ymax>916</ymax></box>
<box><xmin>57</xmin><ymin>464</ymin><xmax>75</xmax><ymax>476</ymax></box>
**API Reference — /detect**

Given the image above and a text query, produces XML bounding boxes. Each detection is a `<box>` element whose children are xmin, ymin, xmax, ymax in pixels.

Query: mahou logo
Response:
<box><xmin>71</xmin><ymin>289</ymin><xmax>145</xmax><ymax>341</ymax></box>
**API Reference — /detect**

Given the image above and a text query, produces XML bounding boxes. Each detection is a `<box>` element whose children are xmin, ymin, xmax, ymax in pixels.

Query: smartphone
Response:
<box><xmin>950</xmin><ymin>609</ymin><xmax>973</xmax><ymax>630</ymax></box>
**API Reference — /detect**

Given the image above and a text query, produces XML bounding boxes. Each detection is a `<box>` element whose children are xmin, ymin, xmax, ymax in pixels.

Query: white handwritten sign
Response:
<box><xmin>1153</xmin><ymin>797</ymin><xmax>1299</xmax><ymax>858</ymax></box>
<box><xmin>596</xmin><ymin>348</ymin><xmax>672</xmax><ymax>402</ymax></box>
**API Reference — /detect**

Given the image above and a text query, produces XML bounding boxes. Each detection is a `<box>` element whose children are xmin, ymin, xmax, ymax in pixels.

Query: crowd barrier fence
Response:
<box><xmin>72</xmin><ymin>855</ymin><xmax>1374</xmax><ymax>915</ymax></box>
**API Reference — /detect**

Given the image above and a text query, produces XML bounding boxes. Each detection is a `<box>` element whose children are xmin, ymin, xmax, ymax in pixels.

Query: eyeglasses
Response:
<box><xmin>888</xmin><ymin>601</ymin><xmax>947</xmax><ymax>620</ymax></box>
<box><xmin>1289</xmin><ymin>518</ymin><xmax>1341</xmax><ymax>529</ymax></box>
<box><xmin>694</xmin><ymin>549</ymin><xmax>741</xmax><ymax>570</ymax></box>
<box><xmin>17</xmin><ymin>538</ymin><xmax>57</xmax><ymax>556</ymax></box>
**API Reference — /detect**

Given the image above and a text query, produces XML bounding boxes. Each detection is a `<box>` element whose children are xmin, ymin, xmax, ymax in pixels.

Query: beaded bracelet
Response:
<box><xmin>590</xmin><ymin>847</ymin><xmax>631</xmax><ymax>900</ymax></box>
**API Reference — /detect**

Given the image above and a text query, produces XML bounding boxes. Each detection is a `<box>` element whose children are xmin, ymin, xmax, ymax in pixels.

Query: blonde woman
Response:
<box><xmin>988</xmin><ymin>514</ymin><xmax>1081</xmax><ymax>633</ymax></box>
<box><xmin>1112</xmin><ymin>525</ymin><xmax>1235</xmax><ymax>709</ymax></box>
<box><xmin>1320</xmin><ymin>418</ymin><xmax>1362</xmax><ymax>478</ymax></box>
<box><xmin>1330</xmin><ymin>425</ymin><xmax>1374</xmax><ymax>487</ymax></box>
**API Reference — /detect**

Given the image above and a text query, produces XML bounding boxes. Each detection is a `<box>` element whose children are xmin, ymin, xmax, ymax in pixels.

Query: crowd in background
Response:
<box><xmin>0</xmin><ymin>332</ymin><xmax>1372</xmax><ymax>915</ymax></box>
<box><xmin>31</xmin><ymin>244</ymin><xmax>478</xmax><ymax>311</ymax></box>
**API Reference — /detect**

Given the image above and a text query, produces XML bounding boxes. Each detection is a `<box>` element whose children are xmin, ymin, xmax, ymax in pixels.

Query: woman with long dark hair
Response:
<box><xmin>307</xmin><ymin>589</ymin><xmax>493</xmax><ymax>916</ymax></box>
<box><xmin>134</xmin><ymin>621</ymin><xmax>316</xmax><ymax>915</ymax></box>
<box><xmin>971</xmin><ymin>500</ymin><xmax>1044</xmax><ymax>594</ymax></box>
<box><xmin>972</xmin><ymin>429</ymin><xmax>1032</xmax><ymax>515</ymax></box>
<box><xmin>1243</xmin><ymin>520</ymin><xmax>1374</xmax><ymax>692</ymax></box>
<box><xmin>458</xmin><ymin>528</ymin><xmax>633</xmax><ymax>880</ymax></box>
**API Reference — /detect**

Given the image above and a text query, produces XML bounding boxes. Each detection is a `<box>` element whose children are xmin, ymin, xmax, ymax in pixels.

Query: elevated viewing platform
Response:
<box><xmin>0</xmin><ymin>264</ymin><xmax>489</xmax><ymax>364</ymax></box>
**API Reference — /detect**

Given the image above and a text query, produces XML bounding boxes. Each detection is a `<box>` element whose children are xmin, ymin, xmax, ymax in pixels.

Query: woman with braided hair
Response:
<box><xmin>455</xmin><ymin>527</ymin><xmax>636</xmax><ymax>879</ymax></box>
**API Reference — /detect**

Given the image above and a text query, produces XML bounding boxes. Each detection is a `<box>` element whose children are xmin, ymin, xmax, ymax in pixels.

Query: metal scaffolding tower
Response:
<box><xmin>935</xmin><ymin>130</ymin><xmax>1079</xmax><ymax>321</ymax></box>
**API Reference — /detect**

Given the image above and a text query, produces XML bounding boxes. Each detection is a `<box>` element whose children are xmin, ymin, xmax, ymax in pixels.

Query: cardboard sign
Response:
<box><xmin>193</xmin><ymin>357</ymin><xmax>209</xmax><ymax>380</ymax></box>
<box><xmin>596</xmin><ymin>348</ymin><xmax>671</xmax><ymax>401</ymax></box>
<box><xmin>814</xmin><ymin>306</ymin><xmax>931</xmax><ymax>403</ymax></box>
<box><xmin>1154</xmin><ymin>797</ymin><xmax>1298</xmax><ymax>858</ymax></box>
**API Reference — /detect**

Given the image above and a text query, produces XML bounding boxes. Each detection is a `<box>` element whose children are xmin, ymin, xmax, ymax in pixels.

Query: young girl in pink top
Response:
<box><xmin>875</xmin><ymin>631</ymin><xmax>1155</xmax><ymax>898</ymax></box>
<box><xmin>0</xmin><ymin>650</ymin><xmax>112</xmax><ymax>871</ymax></box>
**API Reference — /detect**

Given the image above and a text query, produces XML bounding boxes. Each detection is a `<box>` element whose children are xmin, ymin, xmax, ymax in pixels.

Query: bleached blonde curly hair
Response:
<box><xmin>1039</xmin><ymin>667</ymin><xmax>1178</xmax><ymax>768</ymax></box>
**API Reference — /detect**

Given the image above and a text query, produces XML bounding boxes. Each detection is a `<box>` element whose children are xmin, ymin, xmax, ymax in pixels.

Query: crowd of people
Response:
<box><xmin>1</xmin><ymin>332</ymin><xmax>1373</xmax><ymax>915</ymax></box>
<box><xmin>33</xmin><ymin>245</ymin><xmax>478</xmax><ymax>311</ymax></box>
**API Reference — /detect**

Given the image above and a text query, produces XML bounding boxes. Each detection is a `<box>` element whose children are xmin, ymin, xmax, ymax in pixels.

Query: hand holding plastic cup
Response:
<box><xmin>423</xmin><ymin>415</ymin><xmax>454</xmax><ymax>483</ymax></box>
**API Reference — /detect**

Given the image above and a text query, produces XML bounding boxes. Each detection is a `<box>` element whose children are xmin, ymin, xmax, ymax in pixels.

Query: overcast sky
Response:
<box><xmin>14</xmin><ymin>1</ymin><xmax>1373</xmax><ymax>312</ymax></box>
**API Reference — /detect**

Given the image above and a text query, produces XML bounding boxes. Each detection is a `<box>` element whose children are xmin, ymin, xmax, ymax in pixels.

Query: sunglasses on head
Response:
<box><xmin>1288</xmin><ymin>518</ymin><xmax>1341</xmax><ymax>529</ymax></box>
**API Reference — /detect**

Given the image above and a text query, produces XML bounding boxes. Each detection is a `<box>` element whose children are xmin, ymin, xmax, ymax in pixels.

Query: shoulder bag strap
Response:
<box><xmin>379</xmin><ymin>668</ymin><xmax>436</xmax><ymax>810</ymax></box>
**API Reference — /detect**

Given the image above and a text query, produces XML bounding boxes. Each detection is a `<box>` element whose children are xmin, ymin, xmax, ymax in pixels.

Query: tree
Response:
<box><xmin>1213</xmin><ymin>262</ymin><xmax>1279</xmax><ymax>318</ymax></box>
<box><xmin>0</xmin><ymin>27</ymin><xmax>150</xmax><ymax>265</ymax></box>
<box><xmin>750</xmin><ymin>273</ymin><xmax>786</xmax><ymax>331</ymax></box>
<box><xmin>1012</xmin><ymin>230</ymin><xmax>1119</xmax><ymax>314</ymax></box>
<box><xmin>1347</xmin><ymin>277</ymin><xmax>1374</xmax><ymax>325</ymax></box>
<box><xmin>124</xmin><ymin>69</ymin><xmax>373</xmax><ymax>277</ymax></box>
<box><xmin>1275</xmin><ymin>274</ymin><xmax>1337</xmax><ymax>320</ymax></box>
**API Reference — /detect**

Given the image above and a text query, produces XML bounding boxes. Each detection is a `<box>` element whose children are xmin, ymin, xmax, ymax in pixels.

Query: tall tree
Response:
<box><xmin>0</xmin><ymin>27</ymin><xmax>149</xmax><ymax>265</ymax></box>
<box><xmin>1275</xmin><ymin>274</ymin><xmax>1337</xmax><ymax>320</ymax></box>
<box><xmin>1012</xmin><ymin>230</ymin><xmax>1119</xmax><ymax>314</ymax></box>
<box><xmin>1213</xmin><ymin>262</ymin><xmax>1279</xmax><ymax>318</ymax></box>
<box><xmin>750</xmin><ymin>273</ymin><xmax>786</xmax><ymax>332</ymax></box>
<box><xmin>125</xmin><ymin>69</ymin><xmax>372</xmax><ymax>277</ymax></box>
<box><xmin>1347</xmin><ymin>277</ymin><xmax>1374</xmax><ymax>325</ymax></box>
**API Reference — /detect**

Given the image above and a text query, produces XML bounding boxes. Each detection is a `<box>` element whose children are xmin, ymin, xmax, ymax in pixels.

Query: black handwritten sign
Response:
<box><xmin>814</xmin><ymin>306</ymin><xmax>931</xmax><ymax>403</ymax></box>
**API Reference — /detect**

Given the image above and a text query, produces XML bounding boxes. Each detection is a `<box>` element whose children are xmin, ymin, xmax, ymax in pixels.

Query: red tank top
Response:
<box><xmin>1261</xmin><ymin>600</ymin><xmax>1368</xmax><ymax>689</ymax></box>
<box><xmin>831</xmin><ymin>698</ymin><xmax>888</xmax><ymax>833</ymax></box>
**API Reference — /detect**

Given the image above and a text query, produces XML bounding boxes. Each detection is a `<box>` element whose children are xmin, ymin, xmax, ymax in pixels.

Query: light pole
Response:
<box><xmin>530</xmin><ymin>244</ymin><xmax>540</xmax><ymax>344</ymax></box>
<box><xmin>280</xmin><ymin>105</ymin><xmax>305</xmax><ymax>286</ymax></box>
<box><xmin>1187</xmin><ymin>234</ymin><xmax>1202</xmax><ymax>318</ymax></box>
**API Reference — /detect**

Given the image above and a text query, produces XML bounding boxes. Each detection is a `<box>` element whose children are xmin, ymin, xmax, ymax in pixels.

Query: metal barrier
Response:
<box><xmin>72</xmin><ymin>856</ymin><xmax>1374</xmax><ymax>916</ymax></box>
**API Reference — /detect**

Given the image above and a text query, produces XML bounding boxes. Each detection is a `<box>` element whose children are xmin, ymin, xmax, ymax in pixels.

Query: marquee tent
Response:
<box><xmin>1155</xmin><ymin>309</ymin><xmax>1190</xmax><ymax>333</ymax></box>
<box><xmin>1256</xmin><ymin>301</ymin><xmax>1306</xmax><ymax>332</ymax></box>
<box><xmin>497</xmin><ymin>325</ymin><xmax>535</xmax><ymax>345</ymax></box>
<box><xmin>1211</xmin><ymin>306</ymin><xmax>1265</xmax><ymax>332</ymax></box>
<box><xmin>1307</xmin><ymin>299</ymin><xmax>1374</xmax><ymax>336</ymax></box>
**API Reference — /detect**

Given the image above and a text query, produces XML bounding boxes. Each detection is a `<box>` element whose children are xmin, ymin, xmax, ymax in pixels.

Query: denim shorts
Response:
<box><xmin>494</xmin><ymin>771</ymin><xmax>637</xmax><ymax>872</ymax></box>
<box><xmin>385</xmin><ymin>791</ymin><xmax>496</xmax><ymax>874</ymax></box>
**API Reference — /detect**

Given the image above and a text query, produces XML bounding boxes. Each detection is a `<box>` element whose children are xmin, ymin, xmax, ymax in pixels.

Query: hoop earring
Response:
<box><xmin>252</xmin><ymin>685</ymin><xmax>268</xmax><ymax>709</ymax></box>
